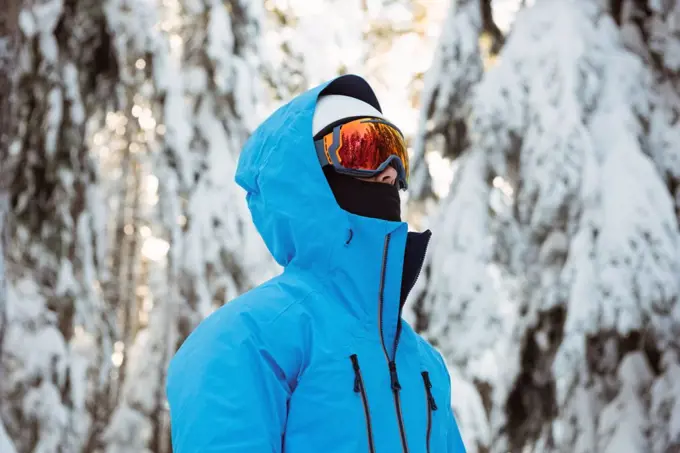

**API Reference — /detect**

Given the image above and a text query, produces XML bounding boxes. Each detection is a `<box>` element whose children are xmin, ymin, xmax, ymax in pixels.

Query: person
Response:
<box><xmin>166</xmin><ymin>74</ymin><xmax>467</xmax><ymax>453</ymax></box>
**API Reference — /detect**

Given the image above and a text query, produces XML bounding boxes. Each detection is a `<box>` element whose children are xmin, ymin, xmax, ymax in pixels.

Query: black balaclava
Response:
<box><xmin>323</xmin><ymin>166</ymin><xmax>401</xmax><ymax>222</ymax></box>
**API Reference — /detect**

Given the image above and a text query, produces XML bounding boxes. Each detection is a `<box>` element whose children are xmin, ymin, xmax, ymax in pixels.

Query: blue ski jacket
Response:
<box><xmin>166</xmin><ymin>75</ymin><xmax>467</xmax><ymax>453</ymax></box>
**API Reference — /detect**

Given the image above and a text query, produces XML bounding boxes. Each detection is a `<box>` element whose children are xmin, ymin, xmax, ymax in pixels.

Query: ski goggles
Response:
<box><xmin>313</xmin><ymin>117</ymin><xmax>409</xmax><ymax>189</ymax></box>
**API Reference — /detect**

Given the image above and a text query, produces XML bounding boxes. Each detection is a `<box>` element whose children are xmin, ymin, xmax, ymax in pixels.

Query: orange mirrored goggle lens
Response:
<box><xmin>315</xmin><ymin>117</ymin><xmax>409</xmax><ymax>188</ymax></box>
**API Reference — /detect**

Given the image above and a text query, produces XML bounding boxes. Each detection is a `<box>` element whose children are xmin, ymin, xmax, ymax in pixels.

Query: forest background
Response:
<box><xmin>1</xmin><ymin>0</ymin><xmax>679</xmax><ymax>452</ymax></box>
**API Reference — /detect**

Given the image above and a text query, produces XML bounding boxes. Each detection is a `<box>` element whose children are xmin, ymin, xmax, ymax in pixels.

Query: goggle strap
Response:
<box><xmin>327</xmin><ymin>126</ymin><xmax>342</xmax><ymax>166</ymax></box>
<box><xmin>315</xmin><ymin>127</ymin><xmax>344</xmax><ymax>167</ymax></box>
<box><xmin>314</xmin><ymin>139</ymin><xmax>330</xmax><ymax>166</ymax></box>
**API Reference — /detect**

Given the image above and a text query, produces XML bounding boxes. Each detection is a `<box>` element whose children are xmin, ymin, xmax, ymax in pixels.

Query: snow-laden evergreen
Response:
<box><xmin>0</xmin><ymin>196</ymin><xmax>15</xmax><ymax>453</ymax></box>
<box><xmin>100</xmin><ymin>1</ymin><xmax>274</xmax><ymax>452</ymax></box>
<box><xmin>620</xmin><ymin>0</ymin><xmax>680</xmax><ymax>447</ymax></box>
<box><xmin>263</xmin><ymin>0</ymin><xmax>367</xmax><ymax>96</ymax></box>
<box><xmin>0</xmin><ymin>417</ymin><xmax>16</xmax><ymax>453</ymax></box>
<box><xmin>409</xmin><ymin>0</ymin><xmax>484</xmax><ymax>200</ymax></box>
<box><xmin>0</xmin><ymin>1</ymin><xmax>115</xmax><ymax>451</ymax></box>
<box><xmin>1</xmin><ymin>0</ymin><xmax>273</xmax><ymax>452</ymax></box>
<box><xmin>0</xmin><ymin>5</ymin><xmax>20</xmax><ymax>451</ymax></box>
<box><xmin>410</xmin><ymin>0</ymin><xmax>680</xmax><ymax>452</ymax></box>
<box><xmin>634</xmin><ymin>0</ymin><xmax>680</xmax><ymax>225</ymax></box>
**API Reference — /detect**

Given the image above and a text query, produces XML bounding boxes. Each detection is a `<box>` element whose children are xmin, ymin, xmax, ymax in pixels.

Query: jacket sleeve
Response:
<box><xmin>446</xmin><ymin>403</ymin><xmax>467</xmax><ymax>453</ymax></box>
<box><xmin>166</xmin><ymin>307</ymin><xmax>293</xmax><ymax>453</ymax></box>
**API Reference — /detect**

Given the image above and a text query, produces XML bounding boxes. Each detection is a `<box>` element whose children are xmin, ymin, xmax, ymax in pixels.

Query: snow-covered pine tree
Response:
<box><xmin>409</xmin><ymin>0</ymin><xmax>485</xmax><ymax>202</ymax></box>
<box><xmin>88</xmin><ymin>2</ymin><xmax>164</xmax><ymax>451</ymax></box>
<box><xmin>262</xmin><ymin>0</ymin><xmax>370</xmax><ymax>101</ymax></box>
<box><xmin>261</xmin><ymin>0</ymin><xmax>309</xmax><ymax>101</ymax></box>
<box><xmin>0</xmin><ymin>2</ymin><xmax>21</xmax><ymax>448</ymax></box>
<box><xmin>0</xmin><ymin>0</ymin><xmax>117</xmax><ymax>452</ymax></box>
<box><xmin>360</xmin><ymin>0</ymin><xmax>453</xmax><ymax>201</ymax></box>
<box><xmin>101</xmin><ymin>1</ymin><xmax>274</xmax><ymax>452</ymax></box>
<box><xmin>618</xmin><ymin>0</ymin><xmax>680</xmax><ymax>225</ymax></box>
<box><xmin>409</xmin><ymin>0</ymin><xmax>680</xmax><ymax>452</ymax></box>
<box><xmin>0</xmin><ymin>0</ymin><xmax>20</xmax><ymax>155</ymax></box>
<box><xmin>152</xmin><ymin>0</ymin><xmax>272</xmax><ymax>340</ymax></box>
<box><xmin>616</xmin><ymin>1</ymin><xmax>680</xmax><ymax>448</ymax></box>
<box><xmin>0</xmin><ymin>197</ymin><xmax>14</xmax><ymax>453</ymax></box>
<box><xmin>1</xmin><ymin>3</ymin><xmax>21</xmax><ymax>452</ymax></box>
<box><xmin>405</xmin><ymin>1</ymin><xmax>495</xmax><ymax>449</ymax></box>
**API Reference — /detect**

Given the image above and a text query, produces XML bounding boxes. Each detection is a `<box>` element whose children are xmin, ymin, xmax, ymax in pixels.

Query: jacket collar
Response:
<box><xmin>290</xmin><ymin>213</ymin><xmax>430</xmax><ymax>352</ymax></box>
<box><xmin>400</xmin><ymin>230</ymin><xmax>432</xmax><ymax>307</ymax></box>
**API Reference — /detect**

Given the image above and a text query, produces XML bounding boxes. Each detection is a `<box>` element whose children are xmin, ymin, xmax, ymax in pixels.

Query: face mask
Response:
<box><xmin>324</xmin><ymin>167</ymin><xmax>401</xmax><ymax>222</ymax></box>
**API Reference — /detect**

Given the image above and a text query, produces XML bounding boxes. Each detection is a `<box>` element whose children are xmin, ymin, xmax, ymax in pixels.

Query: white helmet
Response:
<box><xmin>312</xmin><ymin>94</ymin><xmax>384</xmax><ymax>137</ymax></box>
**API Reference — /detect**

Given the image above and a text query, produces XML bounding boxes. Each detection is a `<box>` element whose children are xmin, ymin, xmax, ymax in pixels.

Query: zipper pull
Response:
<box><xmin>422</xmin><ymin>371</ymin><xmax>433</xmax><ymax>389</ymax></box>
<box><xmin>350</xmin><ymin>354</ymin><xmax>361</xmax><ymax>393</ymax></box>
<box><xmin>389</xmin><ymin>361</ymin><xmax>401</xmax><ymax>391</ymax></box>
<box><xmin>428</xmin><ymin>393</ymin><xmax>438</xmax><ymax>411</ymax></box>
<box><xmin>422</xmin><ymin>371</ymin><xmax>438</xmax><ymax>411</ymax></box>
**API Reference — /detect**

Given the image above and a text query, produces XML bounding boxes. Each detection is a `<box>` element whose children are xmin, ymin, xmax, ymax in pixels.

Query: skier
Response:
<box><xmin>166</xmin><ymin>74</ymin><xmax>467</xmax><ymax>453</ymax></box>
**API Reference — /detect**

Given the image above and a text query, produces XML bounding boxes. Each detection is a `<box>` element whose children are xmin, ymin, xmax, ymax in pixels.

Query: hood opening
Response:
<box><xmin>235</xmin><ymin>75</ymin><xmax>382</xmax><ymax>268</ymax></box>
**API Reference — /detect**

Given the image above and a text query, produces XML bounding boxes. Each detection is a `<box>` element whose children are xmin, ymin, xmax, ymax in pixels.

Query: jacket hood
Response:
<box><xmin>236</xmin><ymin>75</ymin><xmax>385</xmax><ymax>268</ymax></box>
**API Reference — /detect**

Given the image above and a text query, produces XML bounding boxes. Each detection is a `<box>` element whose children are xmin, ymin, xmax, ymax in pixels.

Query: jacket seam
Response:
<box><xmin>266</xmin><ymin>288</ymin><xmax>320</xmax><ymax>327</ymax></box>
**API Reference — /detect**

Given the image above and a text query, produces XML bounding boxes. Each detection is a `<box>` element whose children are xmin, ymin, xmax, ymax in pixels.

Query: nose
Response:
<box><xmin>374</xmin><ymin>166</ymin><xmax>397</xmax><ymax>185</ymax></box>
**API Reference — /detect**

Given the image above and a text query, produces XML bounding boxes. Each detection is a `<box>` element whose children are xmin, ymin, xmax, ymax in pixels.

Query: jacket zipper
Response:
<box><xmin>378</xmin><ymin>234</ymin><xmax>409</xmax><ymax>453</ymax></box>
<box><xmin>351</xmin><ymin>354</ymin><xmax>376</xmax><ymax>453</ymax></box>
<box><xmin>422</xmin><ymin>371</ymin><xmax>438</xmax><ymax>453</ymax></box>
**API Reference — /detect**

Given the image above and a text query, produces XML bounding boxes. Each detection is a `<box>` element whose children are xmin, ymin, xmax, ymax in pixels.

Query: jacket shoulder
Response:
<box><xmin>172</xmin><ymin>275</ymin><xmax>315</xmax><ymax>389</ymax></box>
<box><xmin>220</xmin><ymin>275</ymin><xmax>313</xmax><ymax>326</ymax></box>
<box><xmin>182</xmin><ymin>275</ymin><xmax>315</xmax><ymax>351</ymax></box>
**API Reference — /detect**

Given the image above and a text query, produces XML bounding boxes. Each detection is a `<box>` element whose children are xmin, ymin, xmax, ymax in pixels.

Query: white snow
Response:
<box><xmin>450</xmin><ymin>370</ymin><xmax>491</xmax><ymax>452</ymax></box>
<box><xmin>650</xmin><ymin>352</ymin><xmax>680</xmax><ymax>450</ymax></box>
<box><xmin>45</xmin><ymin>87</ymin><xmax>62</xmax><ymax>156</ymax></box>
<box><xmin>410</xmin><ymin>0</ymin><xmax>483</xmax><ymax>200</ymax></box>
<box><xmin>411</xmin><ymin>0</ymin><xmax>680</xmax><ymax>451</ymax></box>
<box><xmin>91</xmin><ymin>2</ymin><xmax>277</xmax><ymax>451</ymax></box>
<box><xmin>0</xmin><ymin>420</ymin><xmax>17</xmax><ymax>453</ymax></box>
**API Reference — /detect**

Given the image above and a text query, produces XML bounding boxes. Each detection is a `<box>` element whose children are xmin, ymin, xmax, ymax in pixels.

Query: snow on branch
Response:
<box><xmin>410</xmin><ymin>0</ymin><xmax>484</xmax><ymax>200</ymax></box>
